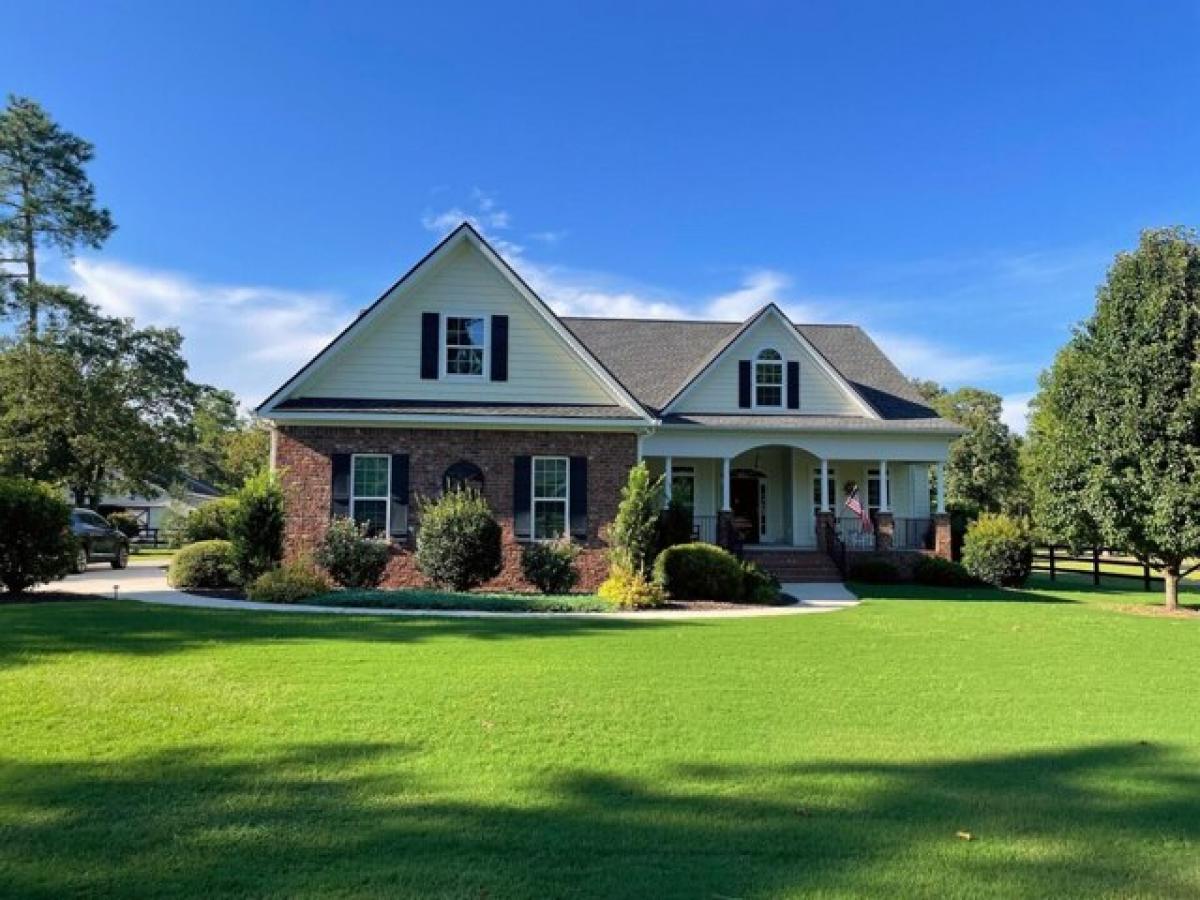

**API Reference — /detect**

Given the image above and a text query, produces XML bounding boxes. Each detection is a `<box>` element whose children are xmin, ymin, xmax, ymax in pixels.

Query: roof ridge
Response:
<box><xmin>561</xmin><ymin>315</ymin><xmax>862</xmax><ymax>328</ymax></box>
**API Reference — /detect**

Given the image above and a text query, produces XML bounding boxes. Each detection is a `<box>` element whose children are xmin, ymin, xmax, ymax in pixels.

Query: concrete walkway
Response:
<box><xmin>35</xmin><ymin>559</ymin><xmax>860</xmax><ymax>620</ymax></box>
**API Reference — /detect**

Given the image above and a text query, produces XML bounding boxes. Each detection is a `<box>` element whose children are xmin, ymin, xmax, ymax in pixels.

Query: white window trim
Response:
<box><xmin>752</xmin><ymin>346</ymin><xmax>784</xmax><ymax>410</ymax></box>
<box><xmin>440</xmin><ymin>312</ymin><xmax>490</xmax><ymax>380</ymax></box>
<box><xmin>350</xmin><ymin>453</ymin><xmax>391</xmax><ymax>535</ymax></box>
<box><xmin>531</xmin><ymin>455</ymin><xmax>570</xmax><ymax>542</ymax></box>
<box><xmin>866</xmin><ymin>467</ymin><xmax>882</xmax><ymax>516</ymax></box>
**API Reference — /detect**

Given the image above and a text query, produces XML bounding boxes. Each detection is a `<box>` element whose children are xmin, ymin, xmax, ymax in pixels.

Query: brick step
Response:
<box><xmin>742</xmin><ymin>550</ymin><xmax>842</xmax><ymax>583</ymax></box>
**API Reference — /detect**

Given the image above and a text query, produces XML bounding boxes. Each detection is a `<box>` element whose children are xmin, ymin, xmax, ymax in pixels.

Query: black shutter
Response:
<box><xmin>330</xmin><ymin>454</ymin><xmax>351</xmax><ymax>519</ymax></box>
<box><xmin>787</xmin><ymin>361</ymin><xmax>800</xmax><ymax>409</ymax></box>
<box><xmin>569</xmin><ymin>456</ymin><xmax>588</xmax><ymax>541</ymax></box>
<box><xmin>491</xmin><ymin>315</ymin><xmax>509</xmax><ymax>382</ymax></box>
<box><xmin>420</xmin><ymin>312</ymin><xmax>439</xmax><ymax>379</ymax></box>
<box><xmin>513</xmin><ymin>456</ymin><xmax>532</xmax><ymax>540</ymax></box>
<box><xmin>738</xmin><ymin>360</ymin><xmax>752</xmax><ymax>408</ymax></box>
<box><xmin>390</xmin><ymin>454</ymin><xmax>409</xmax><ymax>540</ymax></box>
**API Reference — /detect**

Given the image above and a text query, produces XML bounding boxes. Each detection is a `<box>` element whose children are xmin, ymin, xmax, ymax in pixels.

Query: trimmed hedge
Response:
<box><xmin>168</xmin><ymin>539</ymin><xmax>238</xmax><ymax>589</ymax></box>
<box><xmin>653</xmin><ymin>542</ymin><xmax>742</xmax><ymax>601</ymax></box>
<box><xmin>520</xmin><ymin>538</ymin><xmax>580</xmax><ymax>594</ymax></box>
<box><xmin>913</xmin><ymin>555</ymin><xmax>977</xmax><ymax>587</ymax></box>
<box><xmin>246</xmin><ymin>559</ymin><xmax>332</xmax><ymax>603</ymax></box>
<box><xmin>415</xmin><ymin>490</ymin><xmax>502</xmax><ymax>591</ymax></box>
<box><xmin>740</xmin><ymin>560</ymin><xmax>782</xmax><ymax>604</ymax></box>
<box><xmin>316</xmin><ymin>516</ymin><xmax>390</xmax><ymax>589</ymax></box>
<box><xmin>962</xmin><ymin>513</ymin><xmax>1033</xmax><ymax>587</ymax></box>
<box><xmin>848</xmin><ymin>558</ymin><xmax>903</xmax><ymax>584</ymax></box>
<box><xmin>182</xmin><ymin>498</ymin><xmax>239</xmax><ymax>543</ymax></box>
<box><xmin>0</xmin><ymin>477</ymin><xmax>75</xmax><ymax>593</ymax></box>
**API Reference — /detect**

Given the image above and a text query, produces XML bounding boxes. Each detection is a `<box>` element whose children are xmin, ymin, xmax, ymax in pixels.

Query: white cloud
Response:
<box><xmin>69</xmin><ymin>258</ymin><xmax>345</xmax><ymax>408</ymax></box>
<box><xmin>1001</xmin><ymin>392</ymin><xmax>1034</xmax><ymax>435</ymax></box>
<box><xmin>872</xmin><ymin>331</ymin><xmax>1029</xmax><ymax>385</ymax></box>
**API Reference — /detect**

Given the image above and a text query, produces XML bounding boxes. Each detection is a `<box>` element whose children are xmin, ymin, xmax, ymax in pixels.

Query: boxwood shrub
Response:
<box><xmin>182</xmin><ymin>498</ymin><xmax>239</xmax><ymax>543</ymax></box>
<box><xmin>912</xmin><ymin>554</ymin><xmax>977</xmax><ymax>587</ymax></box>
<box><xmin>168</xmin><ymin>539</ymin><xmax>238</xmax><ymax>589</ymax></box>
<box><xmin>0</xmin><ymin>477</ymin><xmax>75</xmax><ymax>594</ymax></box>
<box><xmin>520</xmin><ymin>538</ymin><xmax>579</xmax><ymax>594</ymax></box>
<box><xmin>315</xmin><ymin>516</ymin><xmax>390</xmax><ymax>589</ymax></box>
<box><xmin>415</xmin><ymin>490</ymin><xmax>502</xmax><ymax>591</ymax></box>
<box><xmin>962</xmin><ymin>513</ymin><xmax>1033</xmax><ymax>587</ymax></box>
<box><xmin>848</xmin><ymin>557</ymin><xmax>903</xmax><ymax>584</ymax></box>
<box><xmin>246</xmin><ymin>558</ymin><xmax>332</xmax><ymax>603</ymax></box>
<box><xmin>740</xmin><ymin>560</ymin><xmax>782</xmax><ymax>604</ymax></box>
<box><xmin>652</xmin><ymin>542</ymin><xmax>742</xmax><ymax>601</ymax></box>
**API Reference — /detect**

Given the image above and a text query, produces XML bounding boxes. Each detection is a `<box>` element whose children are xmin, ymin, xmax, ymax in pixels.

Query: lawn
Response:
<box><xmin>305</xmin><ymin>588</ymin><xmax>612</xmax><ymax>613</ymax></box>
<box><xmin>1</xmin><ymin>579</ymin><xmax>1198</xmax><ymax>898</ymax></box>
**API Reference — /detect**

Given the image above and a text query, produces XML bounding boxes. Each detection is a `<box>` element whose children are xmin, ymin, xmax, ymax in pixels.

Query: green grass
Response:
<box><xmin>1</xmin><ymin>581</ymin><xmax>1198</xmax><ymax>897</ymax></box>
<box><xmin>306</xmin><ymin>588</ymin><xmax>612</xmax><ymax>613</ymax></box>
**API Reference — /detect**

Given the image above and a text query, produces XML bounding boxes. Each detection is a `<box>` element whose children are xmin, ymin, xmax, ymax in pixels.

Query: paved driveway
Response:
<box><xmin>37</xmin><ymin>556</ymin><xmax>172</xmax><ymax>600</ymax></box>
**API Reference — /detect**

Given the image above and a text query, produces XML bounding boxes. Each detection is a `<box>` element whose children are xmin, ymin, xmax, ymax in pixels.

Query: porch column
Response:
<box><xmin>721</xmin><ymin>457</ymin><xmax>731</xmax><ymax>511</ymax></box>
<box><xmin>935</xmin><ymin>462</ymin><xmax>946</xmax><ymax>514</ymax></box>
<box><xmin>879</xmin><ymin>459</ymin><xmax>890</xmax><ymax>512</ymax></box>
<box><xmin>663</xmin><ymin>456</ymin><xmax>673</xmax><ymax>508</ymax></box>
<box><xmin>819</xmin><ymin>458</ymin><xmax>830</xmax><ymax>512</ymax></box>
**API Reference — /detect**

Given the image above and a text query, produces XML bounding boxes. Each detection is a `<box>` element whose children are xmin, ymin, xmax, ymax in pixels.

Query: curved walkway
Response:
<box><xmin>37</xmin><ymin>559</ymin><xmax>860</xmax><ymax>620</ymax></box>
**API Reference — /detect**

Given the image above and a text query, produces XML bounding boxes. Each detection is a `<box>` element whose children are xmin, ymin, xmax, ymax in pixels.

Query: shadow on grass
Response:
<box><xmin>0</xmin><ymin>741</ymin><xmax>1196</xmax><ymax>897</ymax></box>
<box><xmin>0</xmin><ymin>601</ymin><xmax>681</xmax><ymax>670</ymax></box>
<box><xmin>849</xmin><ymin>581</ymin><xmax>1080</xmax><ymax>604</ymax></box>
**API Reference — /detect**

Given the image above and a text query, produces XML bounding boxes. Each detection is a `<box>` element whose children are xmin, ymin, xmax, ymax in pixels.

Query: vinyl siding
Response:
<box><xmin>295</xmin><ymin>241</ymin><xmax>615</xmax><ymax>404</ymax></box>
<box><xmin>674</xmin><ymin>315</ymin><xmax>863</xmax><ymax>415</ymax></box>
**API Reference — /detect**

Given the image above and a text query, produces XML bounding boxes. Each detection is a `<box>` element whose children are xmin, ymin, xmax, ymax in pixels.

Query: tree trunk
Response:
<box><xmin>1163</xmin><ymin>563</ymin><xmax>1180</xmax><ymax>611</ymax></box>
<box><xmin>23</xmin><ymin>204</ymin><xmax>37</xmax><ymax>337</ymax></box>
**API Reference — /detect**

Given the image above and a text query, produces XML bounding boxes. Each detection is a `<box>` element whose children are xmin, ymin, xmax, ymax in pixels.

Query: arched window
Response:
<box><xmin>754</xmin><ymin>348</ymin><xmax>783</xmax><ymax>407</ymax></box>
<box><xmin>442</xmin><ymin>461</ymin><xmax>485</xmax><ymax>494</ymax></box>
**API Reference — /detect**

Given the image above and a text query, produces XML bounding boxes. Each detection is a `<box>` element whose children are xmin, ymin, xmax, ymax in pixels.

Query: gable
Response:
<box><xmin>668</xmin><ymin>308</ymin><xmax>873</xmax><ymax>416</ymax></box>
<box><xmin>269</xmin><ymin>232</ymin><xmax>637</xmax><ymax>411</ymax></box>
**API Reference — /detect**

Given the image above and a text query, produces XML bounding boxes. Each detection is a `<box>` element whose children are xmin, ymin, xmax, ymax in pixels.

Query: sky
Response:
<box><xmin>5</xmin><ymin>1</ymin><xmax>1199</xmax><ymax>431</ymax></box>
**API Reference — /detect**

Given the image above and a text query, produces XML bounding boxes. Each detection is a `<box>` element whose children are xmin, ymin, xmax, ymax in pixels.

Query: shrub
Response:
<box><xmin>229</xmin><ymin>470</ymin><xmax>285</xmax><ymax>583</ymax></box>
<box><xmin>607</xmin><ymin>463</ymin><xmax>663</xmax><ymax>577</ymax></box>
<box><xmin>168</xmin><ymin>539</ymin><xmax>237</xmax><ymax>589</ymax></box>
<box><xmin>848</xmin><ymin>558</ymin><xmax>903</xmax><ymax>584</ymax></box>
<box><xmin>652</xmin><ymin>542</ymin><xmax>743</xmax><ymax>601</ymax></box>
<box><xmin>107</xmin><ymin>511</ymin><xmax>142</xmax><ymax>540</ymax></box>
<box><xmin>315</xmin><ymin>516</ymin><xmax>391</xmax><ymax>589</ymax></box>
<box><xmin>962</xmin><ymin>513</ymin><xmax>1033</xmax><ymax>587</ymax></box>
<box><xmin>520</xmin><ymin>538</ymin><xmax>580</xmax><ymax>594</ymax></box>
<box><xmin>655</xmin><ymin>499</ymin><xmax>694</xmax><ymax>557</ymax></box>
<box><xmin>598</xmin><ymin>565</ymin><xmax>666</xmax><ymax>609</ymax></box>
<box><xmin>740</xmin><ymin>561</ymin><xmax>782</xmax><ymax>604</ymax></box>
<box><xmin>0</xmin><ymin>477</ymin><xmax>75</xmax><ymax>593</ymax></box>
<box><xmin>414</xmin><ymin>490</ymin><xmax>502</xmax><ymax>591</ymax></box>
<box><xmin>913</xmin><ymin>555</ymin><xmax>977</xmax><ymax>587</ymax></box>
<box><xmin>246</xmin><ymin>558</ymin><xmax>332</xmax><ymax>603</ymax></box>
<box><xmin>182</xmin><ymin>498</ymin><xmax>239</xmax><ymax>543</ymax></box>
<box><xmin>159</xmin><ymin>501</ymin><xmax>193</xmax><ymax>548</ymax></box>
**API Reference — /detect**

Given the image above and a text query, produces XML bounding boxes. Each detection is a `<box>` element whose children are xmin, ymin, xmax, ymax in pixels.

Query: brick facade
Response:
<box><xmin>274</xmin><ymin>426</ymin><xmax>638</xmax><ymax>591</ymax></box>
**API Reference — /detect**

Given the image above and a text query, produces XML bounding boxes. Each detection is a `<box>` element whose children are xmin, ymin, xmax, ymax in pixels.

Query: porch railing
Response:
<box><xmin>823</xmin><ymin>519</ymin><xmax>847</xmax><ymax>578</ymax></box>
<box><xmin>836</xmin><ymin>516</ymin><xmax>876</xmax><ymax>551</ymax></box>
<box><xmin>893</xmin><ymin>517</ymin><xmax>934</xmax><ymax>551</ymax></box>
<box><xmin>691</xmin><ymin>515</ymin><xmax>718</xmax><ymax>544</ymax></box>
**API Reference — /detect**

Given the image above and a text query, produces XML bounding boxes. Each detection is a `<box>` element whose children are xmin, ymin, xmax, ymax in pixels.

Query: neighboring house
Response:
<box><xmin>258</xmin><ymin>223</ymin><xmax>963</xmax><ymax>588</ymax></box>
<box><xmin>95</xmin><ymin>476</ymin><xmax>223</xmax><ymax>539</ymax></box>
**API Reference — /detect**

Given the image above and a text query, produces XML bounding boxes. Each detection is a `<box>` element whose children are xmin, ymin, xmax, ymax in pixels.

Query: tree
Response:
<box><xmin>180</xmin><ymin>388</ymin><xmax>270</xmax><ymax>491</ymax></box>
<box><xmin>606</xmin><ymin>462</ymin><xmax>664</xmax><ymax>577</ymax></box>
<box><xmin>0</xmin><ymin>96</ymin><xmax>114</xmax><ymax>336</ymax></box>
<box><xmin>916</xmin><ymin>382</ymin><xmax>1022</xmax><ymax>515</ymax></box>
<box><xmin>1026</xmin><ymin>227</ymin><xmax>1200</xmax><ymax>609</ymax></box>
<box><xmin>0</xmin><ymin>300</ymin><xmax>200</xmax><ymax>504</ymax></box>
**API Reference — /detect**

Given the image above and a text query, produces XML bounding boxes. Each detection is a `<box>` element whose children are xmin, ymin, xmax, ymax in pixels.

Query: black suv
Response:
<box><xmin>70</xmin><ymin>509</ymin><xmax>130</xmax><ymax>573</ymax></box>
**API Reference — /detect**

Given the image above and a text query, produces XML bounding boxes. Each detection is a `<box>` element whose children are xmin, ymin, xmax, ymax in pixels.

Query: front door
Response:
<box><xmin>730</xmin><ymin>476</ymin><xmax>760</xmax><ymax>543</ymax></box>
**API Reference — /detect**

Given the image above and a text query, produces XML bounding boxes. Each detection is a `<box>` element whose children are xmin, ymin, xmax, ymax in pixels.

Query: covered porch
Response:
<box><xmin>640</xmin><ymin>430</ymin><xmax>951</xmax><ymax>557</ymax></box>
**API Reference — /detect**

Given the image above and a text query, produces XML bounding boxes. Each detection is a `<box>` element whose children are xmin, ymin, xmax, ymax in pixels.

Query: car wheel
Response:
<box><xmin>74</xmin><ymin>546</ymin><xmax>89</xmax><ymax>574</ymax></box>
<box><xmin>111</xmin><ymin>545</ymin><xmax>129</xmax><ymax>570</ymax></box>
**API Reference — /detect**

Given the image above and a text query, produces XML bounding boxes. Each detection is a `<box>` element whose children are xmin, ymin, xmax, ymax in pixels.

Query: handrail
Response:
<box><xmin>823</xmin><ymin>519</ymin><xmax>847</xmax><ymax>578</ymax></box>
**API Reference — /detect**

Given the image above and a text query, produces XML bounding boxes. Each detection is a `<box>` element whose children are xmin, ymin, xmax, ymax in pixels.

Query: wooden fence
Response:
<box><xmin>1033</xmin><ymin>545</ymin><xmax>1159</xmax><ymax>590</ymax></box>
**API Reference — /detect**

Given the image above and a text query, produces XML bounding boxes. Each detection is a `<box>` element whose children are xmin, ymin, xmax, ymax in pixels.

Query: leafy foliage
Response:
<box><xmin>167</xmin><ymin>539</ymin><xmax>237</xmax><ymax>589</ymax></box>
<box><xmin>245</xmin><ymin>558</ymin><xmax>332</xmax><ymax>604</ymax></box>
<box><xmin>606</xmin><ymin>463</ymin><xmax>663</xmax><ymax>577</ymax></box>
<box><xmin>739</xmin><ymin>560</ymin><xmax>782</xmax><ymax>605</ymax></box>
<box><xmin>0</xmin><ymin>476</ymin><xmax>75</xmax><ymax>592</ymax></box>
<box><xmin>315</xmin><ymin>517</ymin><xmax>390</xmax><ymax>589</ymax></box>
<box><xmin>106</xmin><ymin>511</ymin><xmax>142</xmax><ymax>540</ymax></box>
<box><xmin>597</xmin><ymin>566</ymin><xmax>665</xmax><ymax>609</ymax></box>
<box><xmin>182</xmin><ymin>498</ymin><xmax>239</xmax><ymax>544</ymax></box>
<box><xmin>655</xmin><ymin>499</ymin><xmax>694</xmax><ymax>557</ymax></box>
<box><xmin>519</xmin><ymin>538</ymin><xmax>580</xmax><ymax>594</ymax></box>
<box><xmin>1024</xmin><ymin>228</ymin><xmax>1200</xmax><ymax>607</ymax></box>
<box><xmin>414</xmin><ymin>490</ymin><xmax>502</xmax><ymax>591</ymax></box>
<box><xmin>228</xmin><ymin>469</ymin><xmax>285</xmax><ymax>583</ymax></box>
<box><xmin>961</xmin><ymin>513</ymin><xmax>1033</xmax><ymax>587</ymax></box>
<box><xmin>652</xmin><ymin>542</ymin><xmax>743</xmax><ymax>601</ymax></box>
<box><xmin>912</xmin><ymin>555</ymin><xmax>976</xmax><ymax>587</ymax></box>
<box><xmin>847</xmin><ymin>558</ymin><xmax>904</xmax><ymax>584</ymax></box>
<box><xmin>180</xmin><ymin>388</ymin><xmax>270</xmax><ymax>492</ymax></box>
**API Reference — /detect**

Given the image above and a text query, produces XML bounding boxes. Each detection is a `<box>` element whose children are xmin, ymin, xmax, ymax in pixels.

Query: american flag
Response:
<box><xmin>845</xmin><ymin>486</ymin><xmax>873</xmax><ymax>531</ymax></box>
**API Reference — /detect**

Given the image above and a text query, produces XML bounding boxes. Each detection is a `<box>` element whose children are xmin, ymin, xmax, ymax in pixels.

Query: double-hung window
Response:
<box><xmin>532</xmin><ymin>456</ymin><xmax>569</xmax><ymax>541</ymax></box>
<box><xmin>351</xmin><ymin>454</ymin><xmax>390</xmax><ymax>536</ymax></box>
<box><xmin>443</xmin><ymin>315</ymin><xmax>487</xmax><ymax>377</ymax></box>
<box><xmin>754</xmin><ymin>348</ymin><xmax>784</xmax><ymax>408</ymax></box>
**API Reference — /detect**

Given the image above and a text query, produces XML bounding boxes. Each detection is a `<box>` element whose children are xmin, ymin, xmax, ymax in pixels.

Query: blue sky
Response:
<box><xmin>5</xmin><ymin>2</ymin><xmax>1199</xmax><ymax>428</ymax></box>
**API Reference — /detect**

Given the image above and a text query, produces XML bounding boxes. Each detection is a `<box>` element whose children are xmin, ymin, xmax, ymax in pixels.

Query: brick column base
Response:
<box><xmin>933</xmin><ymin>513</ymin><xmax>952</xmax><ymax>560</ymax></box>
<box><xmin>716</xmin><ymin>510</ymin><xmax>740</xmax><ymax>555</ymax></box>
<box><xmin>875</xmin><ymin>511</ymin><xmax>894</xmax><ymax>552</ymax></box>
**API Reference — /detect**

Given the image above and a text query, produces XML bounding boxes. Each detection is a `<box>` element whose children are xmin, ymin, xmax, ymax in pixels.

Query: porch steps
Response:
<box><xmin>742</xmin><ymin>549</ymin><xmax>843</xmax><ymax>583</ymax></box>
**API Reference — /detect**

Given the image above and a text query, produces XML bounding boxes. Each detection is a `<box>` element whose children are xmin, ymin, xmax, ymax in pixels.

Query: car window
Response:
<box><xmin>84</xmin><ymin>512</ymin><xmax>109</xmax><ymax>528</ymax></box>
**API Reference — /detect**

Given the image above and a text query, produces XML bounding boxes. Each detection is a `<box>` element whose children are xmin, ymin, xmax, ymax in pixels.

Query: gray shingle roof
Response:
<box><xmin>561</xmin><ymin>316</ymin><xmax>954</xmax><ymax>429</ymax></box>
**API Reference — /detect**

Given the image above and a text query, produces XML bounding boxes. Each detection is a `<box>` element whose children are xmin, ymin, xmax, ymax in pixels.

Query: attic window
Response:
<box><xmin>754</xmin><ymin>348</ymin><xmax>783</xmax><ymax>408</ymax></box>
<box><xmin>443</xmin><ymin>315</ymin><xmax>487</xmax><ymax>377</ymax></box>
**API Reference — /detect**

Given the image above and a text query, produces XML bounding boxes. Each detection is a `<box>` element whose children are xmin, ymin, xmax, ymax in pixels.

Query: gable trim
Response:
<box><xmin>661</xmin><ymin>303</ymin><xmax>880</xmax><ymax>418</ymax></box>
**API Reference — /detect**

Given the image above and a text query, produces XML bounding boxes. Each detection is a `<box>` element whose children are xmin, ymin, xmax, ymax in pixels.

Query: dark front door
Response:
<box><xmin>730</xmin><ymin>476</ymin><xmax>760</xmax><ymax>543</ymax></box>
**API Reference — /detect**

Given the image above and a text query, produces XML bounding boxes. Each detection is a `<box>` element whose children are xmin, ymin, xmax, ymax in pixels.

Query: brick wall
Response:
<box><xmin>274</xmin><ymin>426</ymin><xmax>638</xmax><ymax>591</ymax></box>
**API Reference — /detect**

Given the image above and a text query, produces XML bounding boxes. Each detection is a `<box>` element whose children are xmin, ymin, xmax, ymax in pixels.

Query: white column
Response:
<box><xmin>819</xmin><ymin>458</ymin><xmax>830</xmax><ymax>512</ymax></box>
<box><xmin>790</xmin><ymin>448</ymin><xmax>801</xmax><ymax>546</ymax></box>
<box><xmin>664</xmin><ymin>456</ymin><xmax>673</xmax><ymax>507</ymax></box>
<box><xmin>880</xmin><ymin>460</ymin><xmax>890</xmax><ymax>512</ymax></box>
<box><xmin>721</xmin><ymin>457</ymin><xmax>731</xmax><ymax>511</ymax></box>
<box><xmin>935</xmin><ymin>462</ymin><xmax>946</xmax><ymax>514</ymax></box>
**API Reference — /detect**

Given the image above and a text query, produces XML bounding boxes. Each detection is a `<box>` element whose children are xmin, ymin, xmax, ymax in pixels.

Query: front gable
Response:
<box><xmin>259</xmin><ymin>226</ymin><xmax>647</xmax><ymax>418</ymax></box>
<box><xmin>665</xmin><ymin>305</ymin><xmax>877</xmax><ymax>417</ymax></box>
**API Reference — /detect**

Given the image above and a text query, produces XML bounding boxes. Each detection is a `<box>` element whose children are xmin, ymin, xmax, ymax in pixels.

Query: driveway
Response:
<box><xmin>37</xmin><ymin>556</ymin><xmax>173</xmax><ymax>600</ymax></box>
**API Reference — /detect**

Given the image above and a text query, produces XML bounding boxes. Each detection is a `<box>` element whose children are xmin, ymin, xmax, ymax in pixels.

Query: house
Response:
<box><xmin>258</xmin><ymin>223</ymin><xmax>963</xmax><ymax>588</ymax></box>
<box><xmin>89</xmin><ymin>475</ymin><xmax>223</xmax><ymax>543</ymax></box>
